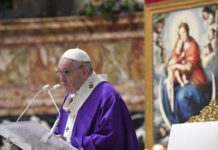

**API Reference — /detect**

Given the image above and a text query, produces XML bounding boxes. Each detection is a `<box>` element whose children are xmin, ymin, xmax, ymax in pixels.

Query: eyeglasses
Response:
<box><xmin>56</xmin><ymin>65</ymin><xmax>83</xmax><ymax>77</ymax></box>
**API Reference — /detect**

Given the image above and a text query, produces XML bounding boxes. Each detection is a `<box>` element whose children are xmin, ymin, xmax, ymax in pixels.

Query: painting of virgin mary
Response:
<box><xmin>152</xmin><ymin>4</ymin><xmax>218</xmax><ymax>144</ymax></box>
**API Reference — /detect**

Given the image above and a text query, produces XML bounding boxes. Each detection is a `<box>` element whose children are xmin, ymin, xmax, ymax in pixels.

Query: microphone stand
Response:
<box><xmin>42</xmin><ymin>84</ymin><xmax>61</xmax><ymax>143</ymax></box>
<box><xmin>48</xmin><ymin>84</ymin><xmax>61</xmax><ymax>135</ymax></box>
<box><xmin>6</xmin><ymin>84</ymin><xmax>50</xmax><ymax>146</ymax></box>
<box><xmin>16</xmin><ymin>84</ymin><xmax>50</xmax><ymax>122</ymax></box>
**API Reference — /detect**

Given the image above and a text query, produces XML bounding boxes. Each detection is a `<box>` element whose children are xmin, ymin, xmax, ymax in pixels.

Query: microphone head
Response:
<box><xmin>53</xmin><ymin>84</ymin><xmax>60</xmax><ymax>90</ymax></box>
<box><xmin>43</xmin><ymin>84</ymin><xmax>50</xmax><ymax>90</ymax></box>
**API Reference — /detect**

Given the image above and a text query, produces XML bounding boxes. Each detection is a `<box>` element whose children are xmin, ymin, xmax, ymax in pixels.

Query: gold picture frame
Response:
<box><xmin>144</xmin><ymin>0</ymin><xmax>218</xmax><ymax>149</ymax></box>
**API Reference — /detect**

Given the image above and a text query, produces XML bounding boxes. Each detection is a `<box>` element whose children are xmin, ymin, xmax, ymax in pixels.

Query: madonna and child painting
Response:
<box><xmin>152</xmin><ymin>4</ymin><xmax>218</xmax><ymax>145</ymax></box>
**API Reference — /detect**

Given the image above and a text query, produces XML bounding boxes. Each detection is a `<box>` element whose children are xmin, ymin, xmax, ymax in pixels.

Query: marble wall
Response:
<box><xmin>0</xmin><ymin>13</ymin><xmax>144</xmax><ymax>116</ymax></box>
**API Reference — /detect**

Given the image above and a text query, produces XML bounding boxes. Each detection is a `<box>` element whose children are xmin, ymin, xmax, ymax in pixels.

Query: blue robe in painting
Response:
<box><xmin>162</xmin><ymin>82</ymin><xmax>212</xmax><ymax>123</ymax></box>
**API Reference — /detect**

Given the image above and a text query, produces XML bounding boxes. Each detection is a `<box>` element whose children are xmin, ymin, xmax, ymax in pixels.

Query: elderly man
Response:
<box><xmin>54</xmin><ymin>48</ymin><xmax>139</xmax><ymax>150</ymax></box>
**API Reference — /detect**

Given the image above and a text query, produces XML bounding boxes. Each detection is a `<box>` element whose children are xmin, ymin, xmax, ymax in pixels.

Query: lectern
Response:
<box><xmin>168</xmin><ymin>121</ymin><xmax>218</xmax><ymax>150</ymax></box>
<box><xmin>0</xmin><ymin>121</ymin><xmax>77</xmax><ymax>150</ymax></box>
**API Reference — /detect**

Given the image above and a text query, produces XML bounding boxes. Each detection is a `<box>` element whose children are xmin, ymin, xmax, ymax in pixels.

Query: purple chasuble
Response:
<box><xmin>55</xmin><ymin>81</ymin><xmax>139</xmax><ymax>150</ymax></box>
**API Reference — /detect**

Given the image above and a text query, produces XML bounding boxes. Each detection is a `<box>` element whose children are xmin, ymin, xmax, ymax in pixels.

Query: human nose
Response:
<box><xmin>59</xmin><ymin>74</ymin><xmax>67</xmax><ymax>83</ymax></box>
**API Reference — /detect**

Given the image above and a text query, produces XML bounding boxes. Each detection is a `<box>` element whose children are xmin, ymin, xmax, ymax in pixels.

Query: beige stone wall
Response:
<box><xmin>0</xmin><ymin>13</ymin><xmax>144</xmax><ymax>116</ymax></box>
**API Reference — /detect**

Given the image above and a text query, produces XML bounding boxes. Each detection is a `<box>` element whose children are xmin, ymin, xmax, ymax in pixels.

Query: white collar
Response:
<box><xmin>63</xmin><ymin>72</ymin><xmax>107</xmax><ymax>116</ymax></box>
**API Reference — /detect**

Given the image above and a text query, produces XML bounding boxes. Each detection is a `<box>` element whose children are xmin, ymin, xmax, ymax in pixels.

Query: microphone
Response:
<box><xmin>48</xmin><ymin>84</ymin><xmax>61</xmax><ymax>133</ymax></box>
<box><xmin>42</xmin><ymin>84</ymin><xmax>61</xmax><ymax>143</ymax></box>
<box><xmin>16</xmin><ymin>84</ymin><xmax>50</xmax><ymax>122</ymax></box>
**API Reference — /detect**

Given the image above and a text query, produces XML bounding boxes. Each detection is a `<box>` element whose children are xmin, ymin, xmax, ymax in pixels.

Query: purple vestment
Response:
<box><xmin>55</xmin><ymin>82</ymin><xmax>139</xmax><ymax>150</ymax></box>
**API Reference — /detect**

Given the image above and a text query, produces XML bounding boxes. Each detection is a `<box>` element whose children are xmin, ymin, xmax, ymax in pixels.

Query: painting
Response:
<box><xmin>144</xmin><ymin>0</ymin><xmax>218</xmax><ymax>148</ymax></box>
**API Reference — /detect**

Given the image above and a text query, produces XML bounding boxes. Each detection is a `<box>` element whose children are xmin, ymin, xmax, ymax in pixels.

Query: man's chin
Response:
<box><xmin>64</xmin><ymin>86</ymin><xmax>71</xmax><ymax>92</ymax></box>
<box><xmin>65</xmin><ymin>86</ymin><xmax>76</xmax><ymax>93</ymax></box>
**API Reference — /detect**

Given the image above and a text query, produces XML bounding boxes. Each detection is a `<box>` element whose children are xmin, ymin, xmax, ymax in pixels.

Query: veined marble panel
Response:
<box><xmin>0</xmin><ymin>13</ymin><xmax>144</xmax><ymax>116</ymax></box>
